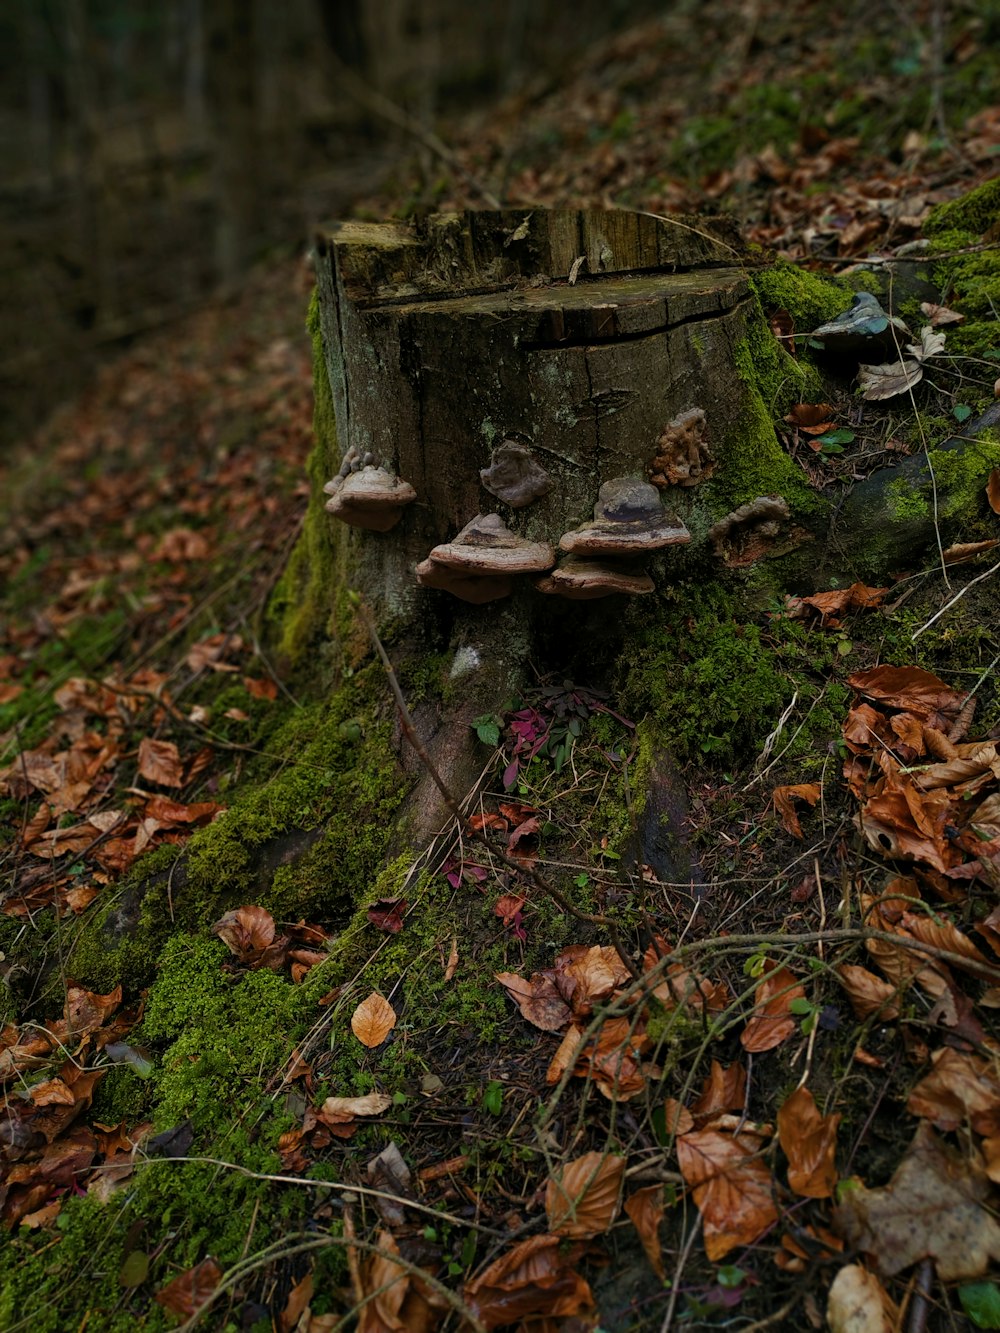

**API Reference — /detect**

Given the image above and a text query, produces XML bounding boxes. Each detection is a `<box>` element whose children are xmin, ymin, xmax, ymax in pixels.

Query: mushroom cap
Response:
<box><xmin>535</xmin><ymin>557</ymin><xmax>655</xmax><ymax>600</ymax></box>
<box><xmin>480</xmin><ymin>442</ymin><xmax>552</xmax><ymax>508</ymax></box>
<box><xmin>559</xmin><ymin>478</ymin><xmax>690</xmax><ymax>555</ymax></box>
<box><xmin>325</xmin><ymin>465</ymin><xmax>416</xmax><ymax>532</ymax></box>
<box><xmin>427</xmin><ymin>513</ymin><xmax>555</xmax><ymax>574</ymax></box>
<box><xmin>416</xmin><ymin>557</ymin><xmax>513</xmax><ymax>604</ymax></box>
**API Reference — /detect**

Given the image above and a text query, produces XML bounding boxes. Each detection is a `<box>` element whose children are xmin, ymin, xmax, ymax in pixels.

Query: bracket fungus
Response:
<box><xmin>648</xmin><ymin>408</ymin><xmax>715</xmax><ymax>488</ymax></box>
<box><xmin>708</xmin><ymin>495</ymin><xmax>791</xmax><ymax>567</ymax></box>
<box><xmin>417</xmin><ymin>513</ymin><xmax>555</xmax><ymax>604</ymax></box>
<box><xmin>480</xmin><ymin>441</ymin><xmax>553</xmax><ymax>508</ymax></box>
<box><xmin>324</xmin><ymin>448</ymin><xmax>416</xmax><ymax>533</ymax></box>
<box><xmin>536</xmin><ymin>557</ymin><xmax>655</xmax><ymax>600</ymax></box>
<box><xmin>558</xmin><ymin>478</ymin><xmax>690</xmax><ymax>555</ymax></box>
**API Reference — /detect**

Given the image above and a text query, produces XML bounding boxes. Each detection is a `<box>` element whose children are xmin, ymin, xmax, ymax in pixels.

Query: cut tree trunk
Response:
<box><xmin>310</xmin><ymin>208</ymin><xmax>998</xmax><ymax>836</ymax></box>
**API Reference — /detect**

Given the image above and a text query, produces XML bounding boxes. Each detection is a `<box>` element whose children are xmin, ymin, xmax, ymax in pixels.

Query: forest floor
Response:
<box><xmin>2</xmin><ymin>2</ymin><xmax>1000</xmax><ymax>1330</ymax></box>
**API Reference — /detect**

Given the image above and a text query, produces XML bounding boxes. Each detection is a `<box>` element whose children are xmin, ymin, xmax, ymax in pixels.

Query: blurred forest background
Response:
<box><xmin>0</xmin><ymin>0</ymin><xmax>658</xmax><ymax>447</ymax></box>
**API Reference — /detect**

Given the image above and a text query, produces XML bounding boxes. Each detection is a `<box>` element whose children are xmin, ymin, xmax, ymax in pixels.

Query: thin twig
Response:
<box><xmin>911</xmin><ymin>559</ymin><xmax>1000</xmax><ymax>640</ymax></box>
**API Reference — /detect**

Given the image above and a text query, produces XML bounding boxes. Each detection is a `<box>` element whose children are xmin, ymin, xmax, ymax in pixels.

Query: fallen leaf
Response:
<box><xmin>847</xmin><ymin>666</ymin><xmax>967</xmax><ymax>724</ymax></box>
<box><xmin>243</xmin><ymin>675</ymin><xmax>278</xmax><ymax>700</ymax></box>
<box><xmin>920</xmin><ymin>301</ymin><xmax>964</xmax><ymax>327</ymax></box>
<box><xmin>366</xmin><ymin>898</ymin><xmax>407</xmax><ymax>933</ymax></box>
<box><xmin>463</xmin><ymin>1234</ymin><xmax>595</xmax><ymax>1330</ymax></box>
<box><xmin>943</xmin><ymin>539</ymin><xmax>1000</xmax><ymax>563</ymax></box>
<box><xmin>988</xmin><ymin>469</ymin><xmax>1000</xmax><ymax>516</ymax></box>
<box><xmin>858</xmin><ymin>358</ymin><xmax>923</xmax><ymax>401</ymax></box>
<box><xmin>321</xmin><ymin>1093</ymin><xmax>393</xmax><ymax>1119</ymax></box>
<box><xmin>835</xmin><ymin>965</ymin><xmax>900</xmax><ymax>1021</ymax></box>
<box><xmin>690</xmin><ymin>1060</ymin><xmax>748</xmax><ymax>1119</ymax></box>
<box><xmin>64</xmin><ymin>984</ymin><xmax>122</xmax><ymax>1036</ymax></box>
<box><xmin>351</xmin><ymin>992</ymin><xmax>397</xmax><ymax>1048</ymax></box>
<box><xmin>772</xmin><ymin>782</ymin><xmax>821</xmax><ymax>838</ymax></box>
<box><xmin>280</xmin><ymin>1273</ymin><xmax>314</xmax><ymax>1333</ymax></box>
<box><xmin>137</xmin><ymin>737</ymin><xmax>184</xmax><ymax>788</ymax></box>
<box><xmin>741</xmin><ymin>961</ymin><xmax>804</xmax><ymax>1053</ymax></box>
<box><xmin>211</xmin><ymin>905</ymin><xmax>275</xmax><ymax>960</ymax></box>
<box><xmin>625</xmin><ymin>1185</ymin><xmax>666</xmax><ymax>1279</ymax></box>
<box><xmin>545</xmin><ymin>1151</ymin><xmax>625</xmax><ymax>1238</ymax></box>
<box><xmin>663</xmin><ymin>1098</ymin><xmax>695</xmax><ymax>1136</ymax></box>
<box><xmin>835</xmin><ymin>1121</ymin><xmax>1000</xmax><ymax>1279</ymax></box>
<box><xmin>795</xmin><ymin>583</ymin><xmax>888</xmax><ymax>624</ymax></box>
<box><xmin>676</xmin><ymin>1123</ymin><xmax>778</xmax><ymax>1261</ymax></box>
<box><xmin>784</xmin><ymin>402</ymin><xmax>837</xmax><ymax>433</ymax></box>
<box><xmin>827</xmin><ymin>1263</ymin><xmax>896</xmax><ymax>1333</ymax></box>
<box><xmin>906</xmin><ymin>1047</ymin><xmax>1000</xmax><ymax>1133</ymax></box>
<box><xmin>496</xmin><ymin>969</ymin><xmax>572</xmax><ymax>1032</ymax></box>
<box><xmin>186</xmin><ymin>633</ymin><xmax>244</xmax><ymax>673</ymax></box>
<box><xmin>357</xmin><ymin>1231</ymin><xmax>447</xmax><ymax>1333</ymax></box>
<box><xmin>155</xmin><ymin>1257</ymin><xmax>223</xmax><ymax>1320</ymax></box>
<box><xmin>906</xmin><ymin>326</ymin><xmax>947</xmax><ymax>362</ymax></box>
<box><xmin>443</xmin><ymin>934</ymin><xmax>459</xmax><ymax>982</ymax></box>
<box><xmin>777</xmin><ymin>1085</ymin><xmax>840</xmax><ymax>1198</ymax></box>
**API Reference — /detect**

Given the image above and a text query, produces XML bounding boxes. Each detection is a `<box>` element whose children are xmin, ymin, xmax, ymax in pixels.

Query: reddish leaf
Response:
<box><xmin>741</xmin><ymin>961</ymin><xmax>803</xmax><ymax>1053</ymax></box>
<box><xmin>676</xmin><ymin>1121</ymin><xmax>778</xmax><ymax>1261</ymax></box>
<box><xmin>690</xmin><ymin>1060</ymin><xmax>748</xmax><ymax>1119</ymax></box>
<box><xmin>777</xmin><ymin>1085</ymin><xmax>840</xmax><ymax>1198</ymax></box>
<box><xmin>243</xmin><ymin>675</ymin><xmax>278</xmax><ymax>700</ymax></box>
<box><xmin>545</xmin><ymin>1151</ymin><xmax>625</xmax><ymax>1238</ymax></box>
<box><xmin>464</xmin><ymin>1235</ymin><xmax>595</xmax><ymax>1330</ymax></box>
<box><xmin>155</xmin><ymin>1257</ymin><xmax>223</xmax><ymax>1320</ymax></box>
<box><xmin>137</xmin><ymin>738</ymin><xmax>184</xmax><ymax>788</ymax></box>
<box><xmin>366</xmin><ymin>898</ymin><xmax>407</xmax><ymax>933</ymax></box>
<box><xmin>771</xmin><ymin>782</ymin><xmax>821</xmax><ymax>838</ymax></box>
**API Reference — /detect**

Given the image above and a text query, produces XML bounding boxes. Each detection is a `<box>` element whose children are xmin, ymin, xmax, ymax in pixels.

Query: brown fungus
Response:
<box><xmin>324</xmin><ymin>464</ymin><xmax>416</xmax><ymax>533</ymax></box>
<box><xmin>536</xmin><ymin>557</ymin><xmax>655</xmax><ymax>600</ymax></box>
<box><xmin>707</xmin><ymin>495</ymin><xmax>791</xmax><ymax>567</ymax></box>
<box><xmin>648</xmin><ymin>408</ymin><xmax>715</xmax><ymax>488</ymax></box>
<box><xmin>417</xmin><ymin>513</ymin><xmax>555</xmax><ymax>603</ymax></box>
<box><xmin>480</xmin><ymin>441</ymin><xmax>553</xmax><ymax>508</ymax></box>
<box><xmin>559</xmin><ymin>478</ymin><xmax>690</xmax><ymax>556</ymax></box>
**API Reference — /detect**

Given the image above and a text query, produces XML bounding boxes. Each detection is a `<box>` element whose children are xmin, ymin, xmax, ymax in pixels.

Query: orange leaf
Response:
<box><xmin>690</xmin><ymin>1060</ymin><xmax>748</xmax><ymax>1119</ymax></box>
<box><xmin>835</xmin><ymin>964</ymin><xmax>900</xmax><ymax>1021</ymax></box>
<box><xmin>351</xmin><ymin>992</ymin><xmax>397</xmax><ymax>1048</ymax></box>
<box><xmin>243</xmin><ymin>675</ymin><xmax>278</xmax><ymax>700</ymax></box>
<box><xmin>155</xmin><ymin>1257</ymin><xmax>223</xmax><ymax>1320</ymax></box>
<box><xmin>988</xmin><ymin>468</ymin><xmax>1000</xmax><ymax>516</ymax></box>
<box><xmin>906</xmin><ymin>1047</ymin><xmax>1000</xmax><ymax>1134</ymax></box>
<box><xmin>137</xmin><ymin>737</ymin><xmax>184</xmax><ymax>788</ymax></box>
<box><xmin>625</xmin><ymin>1185</ymin><xmax>666</xmax><ymax>1280</ymax></box>
<box><xmin>496</xmin><ymin>970</ymin><xmax>571</xmax><ymax>1032</ymax></box>
<box><xmin>771</xmin><ymin>782</ymin><xmax>821</xmax><ymax>838</ymax></box>
<box><xmin>741</xmin><ymin>962</ymin><xmax>803</xmax><ymax>1053</ymax></box>
<box><xmin>777</xmin><ymin>1086</ymin><xmax>840</xmax><ymax>1199</ymax></box>
<box><xmin>211</xmin><ymin>905</ymin><xmax>275</xmax><ymax>960</ymax></box>
<box><xmin>545</xmin><ymin>1151</ymin><xmax>625</xmax><ymax>1238</ymax></box>
<box><xmin>464</xmin><ymin>1235</ymin><xmax>595</xmax><ymax>1330</ymax></box>
<box><xmin>848</xmin><ymin>665</ymin><xmax>967</xmax><ymax>724</ymax></box>
<box><xmin>676</xmin><ymin>1124</ymin><xmax>778</xmax><ymax>1261</ymax></box>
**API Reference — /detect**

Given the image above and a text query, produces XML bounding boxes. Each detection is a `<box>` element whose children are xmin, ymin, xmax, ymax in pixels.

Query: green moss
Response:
<box><xmin>925</xmin><ymin>177</ymin><xmax>1000</xmax><ymax>238</ymax></box>
<box><xmin>751</xmin><ymin>262</ymin><xmax>850</xmax><ymax>331</ymax></box>
<box><xmin>886</xmin><ymin>434</ymin><xmax>1000</xmax><ymax>524</ymax></box>
<box><xmin>267</xmin><ymin>291</ymin><xmax>342</xmax><ymax>664</ymax></box>
<box><xmin>709</xmin><ymin>296</ymin><xmax>826</xmax><ymax>515</ymax></box>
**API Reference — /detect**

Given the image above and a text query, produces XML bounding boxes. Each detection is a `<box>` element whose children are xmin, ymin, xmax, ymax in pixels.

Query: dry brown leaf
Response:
<box><xmin>777</xmin><ymin>1085</ymin><xmax>840</xmax><ymax>1199</ymax></box>
<box><xmin>137</xmin><ymin>737</ymin><xmax>184</xmax><ymax>788</ymax></box>
<box><xmin>943</xmin><ymin>539</ymin><xmax>1000</xmax><ymax>563</ymax></box>
<box><xmin>784</xmin><ymin>402</ymin><xmax>837</xmax><ymax>432</ymax></box>
<box><xmin>211</xmin><ymin>905</ymin><xmax>275</xmax><ymax>960</ymax></box>
<box><xmin>464</xmin><ymin>1234</ymin><xmax>595</xmax><ymax>1330</ymax></box>
<box><xmin>495</xmin><ymin>970</ymin><xmax>572</xmax><ymax>1033</ymax></box>
<box><xmin>186</xmin><ymin>633</ymin><xmax>244</xmax><ymax>673</ymax></box>
<box><xmin>827</xmin><ymin>1263</ymin><xmax>896</xmax><ymax>1333</ymax></box>
<box><xmin>988</xmin><ymin>468</ymin><xmax>1000</xmax><ymax>516</ymax></box>
<box><xmin>676</xmin><ymin>1124</ymin><xmax>778</xmax><ymax>1261</ymax></box>
<box><xmin>920</xmin><ymin>301</ymin><xmax>964</xmax><ymax>327</ymax></box>
<box><xmin>443</xmin><ymin>934</ymin><xmax>459</xmax><ymax>982</ymax></box>
<box><xmin>858</xmin><ymin>357</ymin><xmax>923</xmax><ymax>401</ymax></box>
<box><xmin>690</xmin><ymin>1060</ymin><xmax>748</xmax><ymax>1119</ymax></box>
<box><xmin>741</xmin><ymin>961</ymin><xmax>803</xmax><ymax>1053</ymax></box>
<box><xmin>663</xmin><ymin>1098</ymin><xmax>695</xmax><ymax>1136</ymax></box>
<box><xmin>796</xmin><ymin>583</ymin><xmax>888</xmax><ymax>621</ymax></box>
<box><xmin>64</xmin><ymin>984</ymin><xmax>122</xmax><ymax>1036</ymax></box>
<box><xmin>321</xmin><ymin>1093</ymin><xmax>393</xmax><ymax>1119</ymax></box>
<box><xmin>357</xmin><ymin>1231</ymin><xmax>447</xmax><ymax>1333</ymax></box>
<box><xmin>625</xmin><ymin>1185</ymin><xmax>666</xmax><ymax>1280</ymax></box>
<box><xmin>546</xmin><ymin>1151</ymin><xmax>625</xmax><ymax>1239</ymax></box>
<box><xmin>835</xmin><ymin>965</ymin><xmax>900</xmax><ymax>1021</ymax></box>
<box><xmin>906</xmin><ymin>1047</ymin><xmax>1000</xmax><ymax>1133</ymax></box>
<box><xmin>848</xmin><ymin>666</ymin><xmax>967</xmax><ymax>724</ymax></box>
<box><xmin>554</xmin><ymin>944</ymin><xmax>631</xmax><ymax>1016</ymax></box>
<box><xmin>898</xmin><ymin>909</ymin><xmax>990</xmax><ymax>972</ymax></box>
<box><xmin>835</xmin><ymin>1121</ymin><xmax>1000</xmax><ymax>1279</ymax></box>
<box><xmin>351</xmin><ymin>992</ymin><xmax>397</xmax><ymax>1048</ymax></box>
<box><xmin>155</xmin><ymin>1257</ymin><xmax>223</xmax><ymax>1320</ymax></box>
<box><xmin>771</xmin><ymin>781</ymin><xmax>821</xmax><ymax>838</ymax></box>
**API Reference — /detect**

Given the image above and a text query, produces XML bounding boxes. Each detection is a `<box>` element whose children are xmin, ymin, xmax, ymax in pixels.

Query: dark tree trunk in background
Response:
<box><xmin>316</xmin><ymin>0</ymin><xmax>369</xmax><ymax>73</ymax></box>
<box><xmin>206</xmin><ymin>0</ymin><xmax>258</xmax><ymax>287</ymax></box>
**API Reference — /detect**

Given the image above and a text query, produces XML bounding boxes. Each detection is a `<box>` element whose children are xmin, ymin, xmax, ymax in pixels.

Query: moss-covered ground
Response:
<box><xmin>4</xmin><ymin>5</ymin><xmax>1000</xmax><ymax>1322</ymax></box>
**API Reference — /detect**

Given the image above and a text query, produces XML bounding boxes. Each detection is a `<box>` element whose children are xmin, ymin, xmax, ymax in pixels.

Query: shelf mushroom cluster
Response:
<box><xmin>323</xmin><ymin>446</ymin><xmax>415</xmax><ymax>532</ymax></box>
<box><xmin>416</xmin><ymin>513</ymin><xmax>555</xmax><ymax>604</ymax></box>
<box><xmin>537</xmin><ymin>478</ymin><xmax>690</xmax><ymax>600</ymax></box>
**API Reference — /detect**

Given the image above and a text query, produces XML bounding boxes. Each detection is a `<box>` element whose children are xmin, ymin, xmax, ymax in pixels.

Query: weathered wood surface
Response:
<box><xmin>314</xmin><ymin>208</ymin><xmax>766</xmax><ymax>617</ymax></box>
